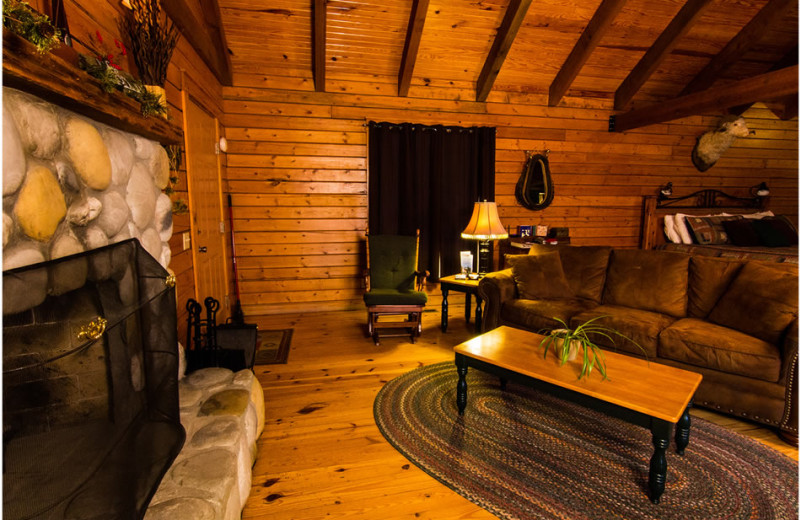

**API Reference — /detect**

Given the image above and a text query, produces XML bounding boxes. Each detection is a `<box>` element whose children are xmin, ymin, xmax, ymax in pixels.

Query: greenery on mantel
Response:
<box><xmin>2</xmin><ymin>0</ymin><xmax>168</xmax><ymax>118</ymax></box>
<box><xmin>78</xmin><ymin>54</ymin><xmax>167</xmax><ymax>118</ymax></box>
<box><xmin>2</xmin><ymin>0</ymin><xmax>60</xmax><ymax>53</ymax></box>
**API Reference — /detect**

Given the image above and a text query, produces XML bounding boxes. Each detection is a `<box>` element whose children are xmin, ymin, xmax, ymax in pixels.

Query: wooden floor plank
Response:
<box><xmin>242</xmin><ymin>303</ymin><xmax>798</xmax><ymax>519</ymax></box>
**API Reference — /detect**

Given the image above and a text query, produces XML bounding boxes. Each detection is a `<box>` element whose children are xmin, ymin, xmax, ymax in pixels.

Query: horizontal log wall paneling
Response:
<box><xmin>223</xmin><ymin>75</ymin><xmax>797</xmax><ymax>316</ymax></box>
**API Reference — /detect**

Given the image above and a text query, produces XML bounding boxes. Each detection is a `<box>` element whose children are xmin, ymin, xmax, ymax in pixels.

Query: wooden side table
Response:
<box><xmin>439</xmin><ymin>274</ymin><xmax>482</xmax><ymax>334</ymax></box>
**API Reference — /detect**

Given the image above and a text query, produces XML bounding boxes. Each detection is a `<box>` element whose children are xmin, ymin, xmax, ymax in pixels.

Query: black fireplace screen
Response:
<box><xmin>3</xmin><ymin>239</ymin><xmax>185</xmax><ymax>520</ymax></box>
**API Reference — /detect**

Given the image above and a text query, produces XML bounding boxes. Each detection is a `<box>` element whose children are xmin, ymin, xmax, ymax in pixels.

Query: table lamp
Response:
<box><xmin>461</xmin><ymin>200</ymin><xmax>508</xmax><ymax>275</ymax></box>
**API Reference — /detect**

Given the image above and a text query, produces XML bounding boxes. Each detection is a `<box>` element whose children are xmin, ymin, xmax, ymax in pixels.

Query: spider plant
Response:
<box><xmin>539</xmin><ymin>315</ymin><xmax>647</xmax><ymax>380</ymax></box>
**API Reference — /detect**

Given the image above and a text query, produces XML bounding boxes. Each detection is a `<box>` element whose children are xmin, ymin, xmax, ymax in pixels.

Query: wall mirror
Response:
<box><xmin>515</xmin><ymin>151</ymin><xmax>554</xmax><ymax>210</ymax></box>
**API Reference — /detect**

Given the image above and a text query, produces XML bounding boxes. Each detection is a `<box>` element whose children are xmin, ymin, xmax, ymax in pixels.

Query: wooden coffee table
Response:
<box><xmin>453</xmin><ymin>326</ymin><xmax>702</xmax><ymax>504</ymax></box>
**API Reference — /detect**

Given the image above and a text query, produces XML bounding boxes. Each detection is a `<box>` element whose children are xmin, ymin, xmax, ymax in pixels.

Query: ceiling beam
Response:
<box><xmin>728</xmin><ymin>48</ymin><xmax>797</xmax><ymax>115</ymax></box>
<box><xmin>398</xmin><ymin>0</ymin><xmax>430</xmax><ymax>97</ymax></box>
<box><xmin>679</xmin><ymin>0</ymin><xmax>795</xmax><ymax>96</ymax></box>
<box><xmin>548</xmin><ymin>0</ymin><xmax>628</xmax><ymax>107</ymax></box>
<box><xmin>611</xmin><ymin>65</ymin><xmax>798</xmax><ymax>132</ymax></box>
<box><xmin>614</xmin><ymin>0</ymin><xmax>713</xmax><ymax>111</ymax></box>
<box><xmin>777</xmin><ymin>94</ymin><xmax>797</xmax><ymax>120</ymax></box>
<box><xmin>476</xmin><ymin>0</ymin><xmax>533</xmax><ymax>102</ymax></box>
<box><xmin>313</xmin><ymin>0</ymin><xmax>326</xmax><ymax>92</ymax></box>
<box><xmin>163</xmin><ymin>0</ymin><xmax>232</xmax><ymax>86</ymax></box>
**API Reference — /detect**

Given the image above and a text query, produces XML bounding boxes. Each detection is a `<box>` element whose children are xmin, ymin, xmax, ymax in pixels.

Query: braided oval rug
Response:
<box><xmin>373</xmin><ymin>362</ymin><xmax>798</xmax><ymax>520</ymax></box>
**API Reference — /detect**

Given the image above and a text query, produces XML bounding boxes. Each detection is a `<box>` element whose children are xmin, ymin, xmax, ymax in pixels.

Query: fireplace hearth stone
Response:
<box><xmin>144</xmin><ymin>367</ymin><xmax>265</xmax><ymax>520</ymax></box>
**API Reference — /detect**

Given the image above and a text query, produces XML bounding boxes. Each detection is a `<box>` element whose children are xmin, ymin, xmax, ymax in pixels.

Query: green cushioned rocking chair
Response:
<box><xmin>364</xmin><ymin>229</ymin><xmax>429</xmax><ymax>345</ymax></box>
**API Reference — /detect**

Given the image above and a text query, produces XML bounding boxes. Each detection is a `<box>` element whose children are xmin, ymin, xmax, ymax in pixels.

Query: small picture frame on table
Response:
<box><xmin>518</xmin><ymin>225</ymin><xmax>532</xmax><ymax>238</ymax></box>
<box><xmin>460</xmin><ymin>251</ymin><xmax>473</xmax><ymax>275</ymax></box>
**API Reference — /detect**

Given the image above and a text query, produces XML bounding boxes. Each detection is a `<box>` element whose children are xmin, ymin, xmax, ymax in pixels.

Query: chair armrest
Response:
<box><xmin>415</xmin><ymin>270</ymin><xmax>429</xmax><ymax>291</ymax></box>
<box><xmin>779</xmin><ymin>320</ymin><xmax>798</xmax><ymax>434</ymax></box>
<box><xmin>477</xmin><ymin>269</ymin><xmax>517</xmax><ymax>332</ymax></box>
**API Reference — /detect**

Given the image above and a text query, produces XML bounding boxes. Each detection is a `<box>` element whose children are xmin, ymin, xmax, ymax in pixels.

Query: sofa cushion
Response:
<box><xmin>364</xmin><ymin>289</ymin><xmax>427</xmax><ymax>306</ymax></box>
<box><xmin>688</xmin><ymin>256</ymin><xmax>744</xmax><ymax>318</ymax></box>
<box><xmin>501</xmin><ymin>298</ymin><xmax>597</xmax><ymax>333</ymax></box>
<box><xmin>510</xmin><ymin>252</ymin><xmax>573</xmax><ymax>300</ymax></box>
<box><xmin>551</xmin><ymin>245</ymin><xmax>612</xmax><ymax>303</ymax></box>
<box><xmin>708</xmin><ymin>262</ymin><xmax>798</xmax><ymax>344</ymax></box>
<box><xmin>659</xmin><ymin>318</ymin><xmax>782</xmax><ymax>382</ymax></box>
<box><xmin>570</xmin><ymin>305</ymin><xmax>676</xmax><ymax>359</ymax></box>
<box><xmin>603</xmin><ymin>249</ymin><xmax>689</xmax><ymax>318</ymax></box>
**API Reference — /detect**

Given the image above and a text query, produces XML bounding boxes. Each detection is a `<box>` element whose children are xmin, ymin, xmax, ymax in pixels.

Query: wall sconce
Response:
<box><xmin>752</xmin><ymin>182</ymin><xmax>769</xmax><ymax>197</ymax></box>
<box><xmin>658</xmin><ymin>182</ymin><xmax>673</xmax><ymax>200</ymax></box>
<box><xmin>216</xmin><ymin>137</ymin><xmax>228</xmax><ymax>155</ymax></box>
<box><xmin>461</xmin><ymin>200</ymin><xmax>508</xmax><ymax>275</ymax></box>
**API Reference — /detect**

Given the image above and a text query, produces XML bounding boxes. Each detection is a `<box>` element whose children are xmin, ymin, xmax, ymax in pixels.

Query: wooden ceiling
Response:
<box><xmin>198</xmin><ymin>0</ymin><xmax>797</xmax><ymax>128</ymax></box>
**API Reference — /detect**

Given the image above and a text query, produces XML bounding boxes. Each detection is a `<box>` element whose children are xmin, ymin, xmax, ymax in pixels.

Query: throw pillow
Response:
<box><xmin>511</xmin><ymin>252</ymin><xmax>573</xmax><ymax>300</ymax></box>
<box><xmin>685</xmin><ymin>215</ymin><xmax>742</xmax><ymax>245</ymax></box>
<box><xmin>708</xmin><ymin>261</ymin><xmax>798</xmax><ymax>344</ymax></box>
<box><xmin>555</xmin><ymin>245</ymin><xmax>612</xmax><ymax>303</ymax></box>
<box><xmin>751</xmin><ymin>216</ymin><xmax>798</xmax><ymax>247</ymax></box>
<box><xmin>663</xmin><ymin>215</ymin><xmax>682</xmax><ymax>243</ymax></box>
<box><xmin>722</xmin><ymin>218</ymin><xmax>761</xmax><ymax>246</ymax></box>
<box><xmin>673</xmin><ymin>213</ymin><xmax>694</xmax><ymax>244</ymax></box>
<box><xmin>603</xmin><ymin>249</ymin><xmax>689</xmax><ymax>318</ymax></box>
<box><xmin>687</xmin><ymin>256</ymin><xmax>745</xmax><ymax>318</ymax></box>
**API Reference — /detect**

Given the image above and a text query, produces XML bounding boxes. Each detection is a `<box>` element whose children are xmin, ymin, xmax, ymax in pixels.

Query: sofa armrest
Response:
<box><xmin>478</xmin><ymin>269</ymin><xmax>517</xmax><ymax>331</ymax></box>
<box><xmin>779</xmin><ymin>320</ymin><xmax>798</xmax><ymax>435</ymax></box>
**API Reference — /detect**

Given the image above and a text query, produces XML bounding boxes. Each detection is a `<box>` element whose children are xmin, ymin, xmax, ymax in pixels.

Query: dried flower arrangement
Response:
<box><xmin>120</xmin><ymin>0</ymin><xmax>179</xmax><ymax>87</ymax></box>
<box><xmin>2</xmin><ymin>0</ymin><xmax>61</xmax><ymax>53</ymax></box>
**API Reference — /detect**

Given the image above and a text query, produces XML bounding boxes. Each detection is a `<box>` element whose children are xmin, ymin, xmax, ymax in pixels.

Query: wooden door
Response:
<box><xmin>182</xmin><ymin>92</ymin><xmax>229</xmax><ymax>322</ymax></box>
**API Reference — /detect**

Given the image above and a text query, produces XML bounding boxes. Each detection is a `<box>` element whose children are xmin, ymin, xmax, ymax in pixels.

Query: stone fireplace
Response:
<box><xmin>2</xmin><ymin>85</ymin><xmax>183</xmax><ymax>519</ymax></box>
<box><xmin>3</xmin><ymin>87</ymin><xmax>173</xmax><ymax>273</ymax></box>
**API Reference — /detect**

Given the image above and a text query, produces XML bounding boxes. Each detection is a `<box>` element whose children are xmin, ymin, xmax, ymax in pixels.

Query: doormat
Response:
<box><xmin>254</xmin><ymin>329</ymin><xmax>293</xmax><ymax>365</ymax></box>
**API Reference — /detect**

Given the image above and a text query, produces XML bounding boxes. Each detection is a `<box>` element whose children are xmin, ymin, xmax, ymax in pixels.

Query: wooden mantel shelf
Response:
<box><xmin>2</xmin><ymin>30</ymin><xmax>183</xmax><ymax>145</ymax></box>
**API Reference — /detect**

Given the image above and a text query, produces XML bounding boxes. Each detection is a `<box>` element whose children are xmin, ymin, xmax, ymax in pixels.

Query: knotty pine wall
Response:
<box><xmin>222</xmin><ymin>76</ymin><xmax>798</xmax><ymax>316</ymax></box>
<box><xmin>37</xmin><ymin>0</ymin><xmax>225</xmax><ymax>339</ymax></box>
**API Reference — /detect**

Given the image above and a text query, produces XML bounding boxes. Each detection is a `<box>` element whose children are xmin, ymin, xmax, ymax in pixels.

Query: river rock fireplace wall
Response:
<box><xmin>3</xmin><ymin>86</ymin><xmax>174</xmax><ymax>273</ymax></box>
<box><xmin>2</xmin><ymin>84</ymin><xmax>183</xmax><ymax>518</ymax></box>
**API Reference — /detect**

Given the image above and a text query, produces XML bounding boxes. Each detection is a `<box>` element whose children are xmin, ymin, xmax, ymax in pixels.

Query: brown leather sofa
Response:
<box><xmin>478</xmin><ymin>245</ymin><xmax>798</xmax><ymax>442</ymax></box>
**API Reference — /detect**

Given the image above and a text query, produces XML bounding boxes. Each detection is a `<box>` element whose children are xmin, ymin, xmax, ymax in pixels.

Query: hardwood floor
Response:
<box><xmin>242</xmin><ymin>301</ymin><xmax>798</xmax><ymax>519</ymax></box>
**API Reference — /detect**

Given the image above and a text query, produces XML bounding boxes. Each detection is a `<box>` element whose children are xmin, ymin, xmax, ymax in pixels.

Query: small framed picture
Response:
<box><xmin>460</xmin><ymin>251</ymin><xmax>474</xmax><ymax>273</ymax></box>
<box><xmin>518</xmin><ymin>225</ymin><xmax>532</xmax><ymax>238</ymax></box>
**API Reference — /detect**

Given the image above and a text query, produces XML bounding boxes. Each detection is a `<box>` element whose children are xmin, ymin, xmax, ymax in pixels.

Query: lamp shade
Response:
<box><xmin>461</xmin><ymin>201</ymin><xmax>508</xmax><ymax>240</ymax></box>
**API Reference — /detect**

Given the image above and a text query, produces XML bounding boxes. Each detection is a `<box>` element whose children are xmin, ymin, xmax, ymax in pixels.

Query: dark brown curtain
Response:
<box><xmin>368</xmin><ymin>122</ymin><xmax>496</xmax><ymax>279</ymax></box>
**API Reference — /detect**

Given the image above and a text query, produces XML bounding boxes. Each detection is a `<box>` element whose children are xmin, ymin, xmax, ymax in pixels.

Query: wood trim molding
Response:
<box><xmin>163</xmin><ymin>0</ymin><xmax>232</xmax><ymax>86</ymax></box>
<box><xmin>476</xmin><ymin>0</ymin><xmax>533</xmax><ymax>102</ymax></box>
<box><xmin>614</xmin><ymin>0</ymin><xmax>713</xmax><ymax>110</ymax></box>
<box><xmin>398</xmin><ymin>0</ymin><xmax>430</xmax><ymax>97</ymax></box>
<box><xmin>611</xmin><ymin>65</ymin><xmax>799</xmax><ymax>132</ymax></box>
<box><xmin>313</xmin><ymin>0</ymin><xmax>327</xmax><ymax>92</ymax></box>
<box><xmin>2</xmin><ymin>30</ymin><xmax>182</xmax><ymax>144</ymax></box>
<box><xmin>548</xmin><ymin>0</ymin><xmax>628</xmax><ymax>107</ymax></box>
<box><xmin>679</xmin><ymin>0</ymin><xmax>795</xmax><ymax>96</ymax></box>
